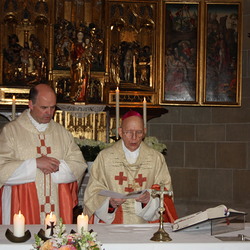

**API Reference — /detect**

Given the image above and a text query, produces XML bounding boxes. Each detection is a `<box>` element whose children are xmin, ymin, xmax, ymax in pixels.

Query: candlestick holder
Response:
<box><xmin>5</xmin><ymin>228</ymin><xmax>31</xmax><ymax>243</ymax></box>
<box><xmin>150</xmin><ymin>206</ymin><xmax>172</xmax><ymax>242</ymax></box>
<box><xmin>37</xmin><ymin>229</ymin><xmax>50</xmax><ymax>241</ymax></box>
<box><xmin>70</xmin><ymin>229</ymin><xmax>94</xmax><ymax>234</ymax></box>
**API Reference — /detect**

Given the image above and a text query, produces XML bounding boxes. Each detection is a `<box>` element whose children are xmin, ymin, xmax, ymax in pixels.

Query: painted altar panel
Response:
<box><xmin>160</xmin><ymin>0</ymin><xmax>242</xmax><ymax>107</ymax></box>
<box><xmin>202</xmin><ymin>1</ymin><xmax>242</xmax><ymax>106</ymax></box>
<box><xmin>162</xmin><ymin>2</ymin><xmax>200</xmax><ymax>104</ymax></box>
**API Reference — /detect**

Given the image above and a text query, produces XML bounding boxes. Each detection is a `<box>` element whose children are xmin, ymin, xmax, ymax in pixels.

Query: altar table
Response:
<box><xmin>0</xmin><ymin>223</ymin><xmax>249</xmax><ymax>250</ymax></box>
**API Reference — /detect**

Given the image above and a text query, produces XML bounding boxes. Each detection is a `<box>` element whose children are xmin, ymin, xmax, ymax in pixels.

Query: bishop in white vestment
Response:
<box><xmin>84</xmin><ymin>111</ymin><xmax>177</xmax><ymax>224</ymax></box>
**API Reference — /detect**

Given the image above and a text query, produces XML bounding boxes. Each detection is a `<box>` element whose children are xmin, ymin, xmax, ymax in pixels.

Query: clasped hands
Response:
<box><xmin>36</xmin><ymin>155</ymin><xmax>60</xmax><ymax>175</ymax></box>
<box><xmin>109</xmin><ymin>191</ymin><xmax>151</xmax><ymax>208</ymax></box>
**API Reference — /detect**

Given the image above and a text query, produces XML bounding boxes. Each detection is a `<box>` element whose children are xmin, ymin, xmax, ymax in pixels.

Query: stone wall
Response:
<box><xmin>147</xmin><ymin>0</ymin><xmax>250</xmax><ymax>221</ymax></box>
<box><xmin>1</xmin><ymin>0</ymin><xmax>250</xmax><ymax>222</ymax></box>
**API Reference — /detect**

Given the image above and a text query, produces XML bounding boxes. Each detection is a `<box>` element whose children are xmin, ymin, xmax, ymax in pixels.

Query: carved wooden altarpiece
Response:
<box><xmin>0</xmin><ymin>0</ymin><xmax>167</xmax><ymax>141</ymax></box>
<box><xmin>105</xmin><ymin>0</ymin><xmax>160</xmax><ymax>106</ymax></box>
<box><xmin>0</xmin><ymin>0</ymin><xmax>105</xmax><ymax>101</ymax></box>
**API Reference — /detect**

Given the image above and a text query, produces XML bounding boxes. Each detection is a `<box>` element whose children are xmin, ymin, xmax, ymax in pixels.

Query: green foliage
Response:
<box><xmin>80</xmin><ymin>145</ymin><xmax>102</xmax><ymax>162</ymax></box>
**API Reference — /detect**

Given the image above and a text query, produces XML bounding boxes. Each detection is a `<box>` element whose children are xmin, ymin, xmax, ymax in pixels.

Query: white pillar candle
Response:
<box><xmin>12</xmin><ymin>95</ymin><xmax>16</xmax><ymax>120</ymax></box>
<box><xmin>45</xmin><ymin>212</ymin><xmax>57</xmax><ymax>238</ymax></box>
<box><xmin>115</xmin><ymin>87</ymin><xmax>120</xmax><ymax>139</ymax></box>
<box><xmin>143</xmin><ymin>97</ymin><xmax>147</xmax><ymax>129</ymax></box>
<box><xmin>13</xmin><ymin>211</ymin><xmax>25</xmax><ymax>237</ymax></box>
<box><xmin>77</xmin><ymin>213</ymin><xmax>88</xmax><ymax>234</ymax></box>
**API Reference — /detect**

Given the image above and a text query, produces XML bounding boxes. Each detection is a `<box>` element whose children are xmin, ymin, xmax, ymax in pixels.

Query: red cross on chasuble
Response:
<box><xmin>37</xmin><ymin>134</ymin><xmax>55</xmax><ymax>217</ymax></box>
<box><xmin>114</xmin><ymin>171</ymin><xmax>147</xmax><ymax>193</ymax></box>
<box><xmin>36</xmin><ymin>134</ymin><xmax>78</xmax><ymax>224</ymax></box>
<box><xmin>114</xmin><ymin>172</ymin><xmax>127</xmax><ymax>185</ymax></box>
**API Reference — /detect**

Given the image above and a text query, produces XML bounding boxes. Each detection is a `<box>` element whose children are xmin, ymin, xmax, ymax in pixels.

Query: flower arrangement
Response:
<box><xmin>143</xmin><ymin>136</ymin><xmax>167</xmax><ymax>154</ymax></box>
<box><xmin>75</xmin><ymin>136</ymin><xmax>167</xmax><ymax>162</ymax></box>
<box><xmin>33</xmin><ymin>218</ymin><xmax>101</xmax><ymax>250</ymax></box>
<box><xmin>75</xmin><ymin>138</ymin><xmax>110</xmax><ymax>162</ymax></box>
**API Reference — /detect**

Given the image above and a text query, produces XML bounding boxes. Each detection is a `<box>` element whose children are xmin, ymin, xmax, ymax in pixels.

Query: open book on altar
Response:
<box><xmin>98</xmin><ymin>189</ymin><xmax>147</xmax><ymax>199</ymax></box>
<box><xmin>172</xmin><ymin>204</ymin><xmax>246</xmax><ymax>232</ymax></box>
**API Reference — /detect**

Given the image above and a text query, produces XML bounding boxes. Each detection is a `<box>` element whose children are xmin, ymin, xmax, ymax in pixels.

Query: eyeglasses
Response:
<box><xmin>122</xmin><ymin>130</ymin><xmax>144</xmax><ymax>138</ymax></box>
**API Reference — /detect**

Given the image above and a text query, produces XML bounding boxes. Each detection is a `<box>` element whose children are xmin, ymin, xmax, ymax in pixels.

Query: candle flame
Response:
<box><xmin>79</xmin><ymin>213</ymin><xmax>88</xmax><ymax>220</ymax></box>
<box><xmin>12</xmin><ymin>95</ymin><xmax>16</xmax><ymax>101</ymax></box>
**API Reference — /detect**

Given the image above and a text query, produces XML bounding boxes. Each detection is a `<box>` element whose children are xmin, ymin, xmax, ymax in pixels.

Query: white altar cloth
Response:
<box><xmin>0</xmin><ymin>223</ymin><xmax>249</xmax><ymax>250</ymax></box>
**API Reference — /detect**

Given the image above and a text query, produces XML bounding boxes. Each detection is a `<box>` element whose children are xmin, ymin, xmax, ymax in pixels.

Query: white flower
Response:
<box><xmin>144</xmin><ymin>136</ymin><xmax>167</xmax><ymax>153</ymax></box>
<box><xmin>75</xmin><ymin>136</ymin><xmax>167</xmax><ymax>161</ymax></box>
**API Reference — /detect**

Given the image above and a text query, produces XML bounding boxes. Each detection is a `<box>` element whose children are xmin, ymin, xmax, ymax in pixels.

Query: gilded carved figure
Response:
<box><xmin>54</xmin><ymin>19</ymin><xmax>74</xmax><ymax>69</ymax></box>
<box><xmin>110</xmin><ymin>45</ymin><xmax>121</xmax><ymax>85</ymax></box>
<box><xmin>3</xmin><ymin>34</ymin><xmax>23</xmax><ymax>84</ymax></box>
<box><xmin>70</xmin><ymin>24</ymin><xmax>104</xmax><ymax>102</ymax></box>
<box><xmin>70</xmin><ymin>31</ymin><xmax>92</xmax><ymax>101</ymax></box>
<box><xmin>20</xmin><ymin>42</ymin><xmax>32</xmax><ymax>79</ymax></box>
<box><xmin>29</xmin><ymin>34</ymin><xmax>48</xmax><ymax>82</ymax></box>
<box><xmin>3</xmin><ymin>33</ymin><xmax>48</xmax><ymax>85</ymax></box>
<box><xmin>109</xmin><ymin>3</ymin><xmax>155</xmax><ymax>87</ymax></box>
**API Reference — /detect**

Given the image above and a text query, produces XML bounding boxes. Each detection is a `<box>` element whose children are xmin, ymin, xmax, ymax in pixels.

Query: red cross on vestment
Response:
<box><xmin>37</xmin><ymin>134</ymin><xmax>51</xmax><ymax>155</ymax></box>
<box><xmin>135</xmin><ymin>174</ymin><xmax>147</xmax><ymax>187</ymax></box>
<box><xmin>36</xmin><ymin>134</ymin><xmax>55</xmax><ymax>215</ymax></box>
<box><xmin>125</xmin><ymin>186</ymin><xmax>134</xmax><ymax>192</ymax></box>
<box><xmin>115</xmin><ymin>172</ymin><xmax>127</xmax><ymax>185</ymax></box>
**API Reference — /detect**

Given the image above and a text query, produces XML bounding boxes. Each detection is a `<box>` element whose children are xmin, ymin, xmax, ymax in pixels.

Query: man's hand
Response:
<box><xmin>36</xmin><ymin>155</ymin><xmax>60</xmax><ymax>174</ymax></box>
<box><xmin>135</xmin><ymin>191</ymin><xmax>150</xmax><ymax>204</ymax></box>
<box><xmin>109</xmin><ymin>198</ymin><xmax>126</xmax><ymax>208</ymax></box>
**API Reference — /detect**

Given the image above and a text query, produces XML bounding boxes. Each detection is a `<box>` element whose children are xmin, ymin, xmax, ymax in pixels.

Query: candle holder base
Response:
<box><xmin>5</xmin><ymin>228</ymin><xmax>31</xmax><ymax>243</ymax></box>
<box><xmin>37</xmin><ymin>229</ymin><xmax>50</xmax><ymax>241</ymax></box>
<box><xmin>109</xmin><ymin>135</ymin><xmax>120</xmax><ymax>142</ymax></box>
<box><xmin>150</xmin><ymin>228</ymin><xmax>172</xmax><ymax>242</ymax></box>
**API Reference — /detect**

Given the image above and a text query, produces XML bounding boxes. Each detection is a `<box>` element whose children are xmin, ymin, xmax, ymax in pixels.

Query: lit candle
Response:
<box><xmin>12</xmin><ymin>95</ymin><xmax>16</xmax><ymax>120</ymax></box>
<box><xmin>45</xmin><ymin>212</ymin><xmax>57</xmax><ymax>238</ymax></box>
<box><xmin>143</xmin><ymin>97</ymin><xmax>147</xmax><ymax>129</ymax></box>
<box><xmin>115</xmin><ymin>87</ymin><xmax>120</xmax><ymax>139</ymax></box>
<box><xmin>77</xmin><ymin>213</ymin><xmax>88</xmax><ymax>234</ymax></box>
<box><xmin>13</xmin><ymin>211</ymin><xmax>25</xmax><ymax>237</ymax></box>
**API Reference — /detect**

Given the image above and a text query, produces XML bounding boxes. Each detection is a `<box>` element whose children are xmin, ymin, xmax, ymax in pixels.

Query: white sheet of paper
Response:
<box><xmin>98</xmin><ymin>189</ymin><xmax>147</xmax><ymax>199</ymax></box>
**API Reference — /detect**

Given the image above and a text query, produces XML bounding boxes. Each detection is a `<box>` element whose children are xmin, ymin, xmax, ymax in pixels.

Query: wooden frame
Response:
<box><xmin>202</xmin><ymin>1</ymin><xmax>242</xmax><ymax>106</ymax></box>
<box><xmin>160</xmin><ymin>0</ymin><xmax>242</xmax><ymax>106</ymax></box>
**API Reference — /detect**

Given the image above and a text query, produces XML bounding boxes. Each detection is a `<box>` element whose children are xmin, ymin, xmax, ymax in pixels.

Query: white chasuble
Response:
<box><xmin>0</xmin><ymin>109</ymin><xmax>86</xmax><ymax>224</ymax></box>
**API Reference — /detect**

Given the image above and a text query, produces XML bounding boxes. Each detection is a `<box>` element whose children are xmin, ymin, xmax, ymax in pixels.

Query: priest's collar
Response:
<box><xmin>122</xmin><ymin>140</ymin><xmax>141</xmax><ymax>164</ymax></box>
<box><xmin>27</xmin><ymin>109</ymin><xmax>49</xmax><ymax>132</ymax></box>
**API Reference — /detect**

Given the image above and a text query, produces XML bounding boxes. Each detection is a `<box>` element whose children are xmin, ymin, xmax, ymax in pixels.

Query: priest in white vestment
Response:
<box><xmin>0</xmin><ymin>84</ymin><xmax>87</xmax><ymax>224</ymax></box>
<box><xmin>84</xmin><ymin>110</ymin><xmax>178</xmax><ymax>224</ymax></box>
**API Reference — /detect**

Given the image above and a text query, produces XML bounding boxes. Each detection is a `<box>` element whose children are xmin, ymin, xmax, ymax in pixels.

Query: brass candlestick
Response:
<box><xmin>150</xmin><ymin>182</ymin><xmax>173</xmax><ymax>242</ymax></box>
